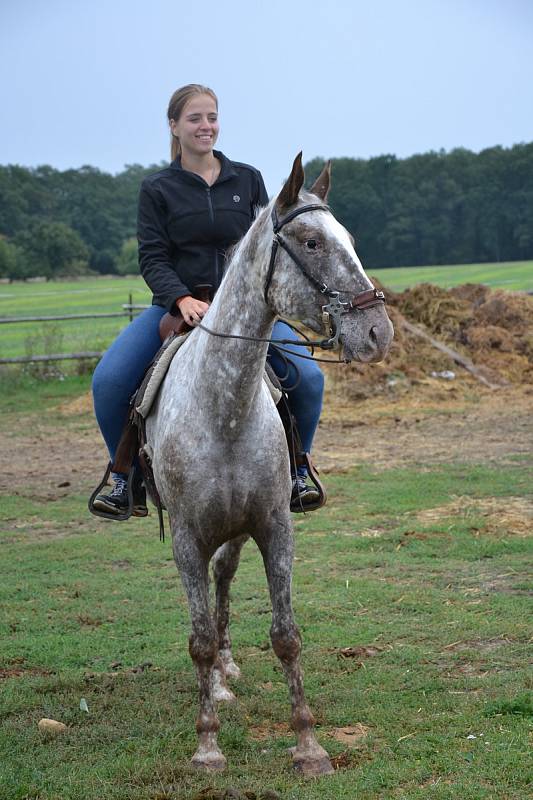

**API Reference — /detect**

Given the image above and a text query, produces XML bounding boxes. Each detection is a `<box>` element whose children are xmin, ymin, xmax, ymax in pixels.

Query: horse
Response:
<box><xmin>146</xmin><ymin>153</ymin><xmax>394</xmax><ymax>775</ymax></box>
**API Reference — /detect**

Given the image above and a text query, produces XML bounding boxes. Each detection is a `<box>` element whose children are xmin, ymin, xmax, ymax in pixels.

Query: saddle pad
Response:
<box><xmin>136</xmin><ymin>333</ymin><xmax>190</xmax><ymax>419</ymax></box>
<box><xmin>136</xmin><ymin>333</ymin><xmax>282</xmax><ymax>420</ymax></box>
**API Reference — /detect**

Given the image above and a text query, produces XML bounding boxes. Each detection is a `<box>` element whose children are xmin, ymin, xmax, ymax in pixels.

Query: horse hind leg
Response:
<box><xmin>257</xmin><ymin>520</ymin><xmax>334</xmax><ymax>776</ymax></box>
<box><xmin>211</xmin><ymin>535</ymin><xmax>248</xmax><ymax>701</ymax></box>
<box><xmin>173</xmin><ymin>532</ymin><xmax>226</xmax><ymax>771</ymax></box>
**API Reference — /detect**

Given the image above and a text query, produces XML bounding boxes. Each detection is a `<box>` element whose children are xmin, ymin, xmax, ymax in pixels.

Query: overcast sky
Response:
<box><xmin>1</xmin><ymin>0</ymin><xmax>532</xmax><ymax>195</ymax></box>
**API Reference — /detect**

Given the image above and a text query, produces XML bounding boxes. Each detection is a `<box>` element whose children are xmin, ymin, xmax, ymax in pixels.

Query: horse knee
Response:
<box><xmin>271</xmin><ymin>624</ymin><xmax>301</xmax><ymax>664</ymax></box>
<box><xmin>189</xmin><ymin>627</ymin><xmax>218</xmax><ymax>667</ymax></box>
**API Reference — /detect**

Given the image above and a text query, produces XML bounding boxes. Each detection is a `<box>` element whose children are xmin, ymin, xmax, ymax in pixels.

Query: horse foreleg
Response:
<box><xmin>173</xmin><ymin>533</ymin><xmax>226</xmax><ymax>771</ymax></box>
<box><xmin>212</xmin><ymin>535</ymin><xmax>248</xmax><ymax>696</ymax></box>
<box><xmin>259</xmin><ymin>522</ymin><xmax>334</xmax><ymax>777</ymax></box>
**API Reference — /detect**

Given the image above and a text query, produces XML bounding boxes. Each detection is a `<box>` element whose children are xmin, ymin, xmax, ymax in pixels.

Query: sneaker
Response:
<box><xmin>290</xmin><ymin>475</ymin><xmax>320</xmax><ymax>512</ymax></box>
<box><xmin>93</xmin><ymin>474</ymin><xmax>148</xmax><ymax>517</ymax></box>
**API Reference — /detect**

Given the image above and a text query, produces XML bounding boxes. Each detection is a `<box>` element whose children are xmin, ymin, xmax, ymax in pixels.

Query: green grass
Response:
<box><xmin>0</xmin><ymin>261</ymin><xmax>531</xmax><ymax>362</ymax></box>
<box><xmin>0</xmin><ymin>379</ymin><xmax>532</xmax><ymax>799</ymax></box>
<box><xmin>0</xmin><ymin>277</ymin><xmax>150</xmax><ymax>360</ymax></box>
<box><xmin>371</xmin><ymin>260</ymin><xmax>533</xmax><ymax>292</ymax></box>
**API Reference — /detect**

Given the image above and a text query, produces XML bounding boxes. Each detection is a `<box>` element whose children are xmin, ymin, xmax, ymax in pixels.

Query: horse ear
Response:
<box><xmin>276</xmin><ymin>151</ymin><xmax>305</xmax><ymax>209</ymax></box>
<box><xmin>309</xmin><ymin>160</ymin><xmax>331</xmax><ymax>201</ymax></box>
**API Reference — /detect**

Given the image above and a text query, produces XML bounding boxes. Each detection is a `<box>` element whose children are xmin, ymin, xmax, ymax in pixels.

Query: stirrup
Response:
<box><xmin>88</xmin><ymin>461</ymin><xmax>135</xmax><ymax>522</ymax></box>
<box><xmin>291</xmin><ymin>453</ymin><xmax>327</xmax><ymax>514</ymax></box>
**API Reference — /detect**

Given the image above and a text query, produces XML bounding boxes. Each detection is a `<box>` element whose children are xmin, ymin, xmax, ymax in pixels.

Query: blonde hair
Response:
<box><xmin>167</xmin><ymin>84</ymin><xmax>218</xmax><ymax>161</ymax></box>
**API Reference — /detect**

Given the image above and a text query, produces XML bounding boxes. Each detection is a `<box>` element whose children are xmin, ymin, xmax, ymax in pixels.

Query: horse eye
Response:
<box><xmin>306</xmin><ymin>239</ymin><xmax>317</xmax><ymax>250</ymax></box>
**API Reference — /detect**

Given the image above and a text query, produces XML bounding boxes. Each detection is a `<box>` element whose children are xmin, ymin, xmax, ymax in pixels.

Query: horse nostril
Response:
<box><xmin>369</xmin><ymin>326</ymin><xmax>378</xmax><ymax>344</ymax></box>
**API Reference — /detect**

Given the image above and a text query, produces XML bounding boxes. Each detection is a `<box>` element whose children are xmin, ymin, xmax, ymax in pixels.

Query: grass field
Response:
<box><xmin>371</xmin><ymin>260</ymin><xmax>533</xmax><ymax>292</ymax></box>
<box><xmin>0</xmin><ymin>277</ymin><xmax>151</xmax><ymax>362</ymax></box>
<box><xmin>0</xmin><ymin>260</ymin><xmax>531</xmax><ymax>361</ymax></box>
<box><xmin>0</xmin><ymin>376</ymin><xmax>532</xmax><ymax>800</ymax></box>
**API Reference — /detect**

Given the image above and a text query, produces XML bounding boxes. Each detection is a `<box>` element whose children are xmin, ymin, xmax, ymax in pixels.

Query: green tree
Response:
<box><xmin>116</xmin><ymin>237</ymin><xmax>139</xmax><ymax>275</ymax></box>
<box><xmin>0</xmin><ymin>237</ymin><xmax>27</xmax><ymax>280</ymax></box>
<box><xmin>14</xmin><ymin>221</ymin><xmax>90</xmax><ymax>279</ymax></box>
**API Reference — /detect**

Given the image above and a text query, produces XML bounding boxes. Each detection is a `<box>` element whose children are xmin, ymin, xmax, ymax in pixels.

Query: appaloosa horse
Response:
<box><xmin>146</xmin><ymin>154</ymin><xmax>393</xmax><ymax>774</ymax></box>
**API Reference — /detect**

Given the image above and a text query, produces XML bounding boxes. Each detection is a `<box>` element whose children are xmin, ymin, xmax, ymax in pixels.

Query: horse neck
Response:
<box><xmin>188</xmin><ymin>219</ymin><xmax>276</xmax><ymax>419</ymax></box>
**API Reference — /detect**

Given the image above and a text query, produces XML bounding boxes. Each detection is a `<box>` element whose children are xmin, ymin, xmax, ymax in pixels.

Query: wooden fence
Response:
<box><xmin>0</xmin><ymin>295</ymin><xmax>149</xmax><ymax>365</ymax></box>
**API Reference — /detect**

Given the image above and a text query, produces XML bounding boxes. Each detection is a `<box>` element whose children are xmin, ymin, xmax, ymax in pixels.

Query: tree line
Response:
<box><xmin>0</xmin><ymin>143</ymin><xmax>532</xmax><ymax>280</ymax></box>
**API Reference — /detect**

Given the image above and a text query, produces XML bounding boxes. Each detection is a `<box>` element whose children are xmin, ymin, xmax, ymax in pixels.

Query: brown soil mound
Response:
<box><xmin>396</xmin><ymin>283</ymin><xmax>472</xmax><ymax>337</ymax></box>
<box><xmin>325</xmin><ymin>280</ymin><xmax>533</xmax><ymax>399</ymax></box>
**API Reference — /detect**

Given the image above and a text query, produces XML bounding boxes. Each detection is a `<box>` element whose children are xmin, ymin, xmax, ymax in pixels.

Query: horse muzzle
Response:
<box><xmin>339</xmin><ymin>308</ymin><xmax>394</xmax><ymax>364</ymax></box>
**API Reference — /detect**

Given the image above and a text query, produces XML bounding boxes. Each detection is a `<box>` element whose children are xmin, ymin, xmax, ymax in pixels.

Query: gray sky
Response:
<box><xmin>1</xmin><ymin>0</ymin><xmax>532</xmax><ymax>195</ymax></box>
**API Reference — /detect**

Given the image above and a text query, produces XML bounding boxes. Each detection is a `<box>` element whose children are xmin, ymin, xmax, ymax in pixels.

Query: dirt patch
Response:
<box><xmin>443</xmin><ymin>637</ymin><xmax>513</xmax><ymax>653</ymax></box>
<box><xmin>57</xmin><ymin>393</ymin><xmax>94</xmax><ymax>415</ymax></box>
<box><xmin>416</xmin><ymin>496</ymin><xmax>533</xmax><ymax>537</ymax></box>
<box><xmin>1</xmin><ymin>517</ymin><xmax>97</xmax><ymax>543</ymax></box>
<box><xmin>333</xmin><ymin>645</ymin><xmax>383</xmax><ymax>659</ymax></box>
<box><xmin>329</xmin><ymin>723</ymin><xmax>370</xmax><ymax>746</ymax></box>
<box><xmin>0</xmin><ymin>663</ymin><xmax>54</xmax><ymax>680</ymax></box>
<box><xmin>316</xmin><ymin>383</ymin><xmax>533</xmax><ymax>473</ymax></box>
<box><xmin>248</xmin><ymin>721</ymin><xmax>291</xmax><ymax>741</ymax></box>
<box><xmin>439</xmin><ymin>565</ymin><xmax>531</xmax><ymax>597</ymax></box>
<box><xmin>0</xmin><ymin>415</ymin><xmax>103</xmax><ymax>500</ymax></box>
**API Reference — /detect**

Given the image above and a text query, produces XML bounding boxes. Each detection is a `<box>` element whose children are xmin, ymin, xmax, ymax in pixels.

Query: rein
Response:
<box><xmin>197</xmin><ymin>201</ymin><xmax>386</xmax><ymax>360</ymax></box>
<box><xmin>196</xmin><ymin>320</ymin><xmax>350</xmax><ymax>364</ymax></box>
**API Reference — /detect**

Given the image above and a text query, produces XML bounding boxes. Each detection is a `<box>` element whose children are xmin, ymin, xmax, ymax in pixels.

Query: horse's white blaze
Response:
<box><xmin>320</xmin><ymin>212</ymin><xmax>372</xmax><ymax>285</ymax></box>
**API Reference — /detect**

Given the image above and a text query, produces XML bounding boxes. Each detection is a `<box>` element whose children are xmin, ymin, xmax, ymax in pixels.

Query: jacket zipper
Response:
<box><xmin>205</xmin><ymin>187</ymin><xmax>215</xmax><ymax>224</ymax></box>
<box><xmin>206</xmin><ymin>187</ymin><xmax>219</xmax><ymax>288</ymax></box>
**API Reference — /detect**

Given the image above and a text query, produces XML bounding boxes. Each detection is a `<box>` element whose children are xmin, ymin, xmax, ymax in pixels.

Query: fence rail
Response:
<box><xmin>0</xmin><ymin>297</ymin><xmax>150</xmax><ymax>365</ymax></box>
<box><xmin>0</xmin><ymin>312</ymin><xmax>133</xmax><ymax>324</ymax></box>
<box><xmin>1</xmin><ymin>352</ymin><xmax>103</xmax><ymax>365</ymax></box>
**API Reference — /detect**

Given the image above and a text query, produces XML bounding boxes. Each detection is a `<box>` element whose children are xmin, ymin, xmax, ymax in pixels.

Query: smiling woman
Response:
<box><xmin>168</xmin><ymin>84</ymin><xmax>220</xmax><ymax>182</ymax></box>
<box><xmin>91</xmin><ymin>83</ymin><xmax>326</xmax><ymax>517</ymax></box>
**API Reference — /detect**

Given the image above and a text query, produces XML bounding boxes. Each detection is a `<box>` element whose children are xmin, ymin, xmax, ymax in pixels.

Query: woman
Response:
<box><xmin>92</xmin><ymin>84</ymin><xmax>324</xmax><ymax>517</ymax></box>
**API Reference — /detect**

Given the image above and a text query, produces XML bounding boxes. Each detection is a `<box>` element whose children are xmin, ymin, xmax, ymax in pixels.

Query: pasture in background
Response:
<box><xmin>372</xmin><ymin>259</ymin><xmax>533</xmax><ymax>292</ymax></box>
<box><xmin>0</xmin><ymin>277</ymin><xmax>151</xmax><ymax>362</ymax></box>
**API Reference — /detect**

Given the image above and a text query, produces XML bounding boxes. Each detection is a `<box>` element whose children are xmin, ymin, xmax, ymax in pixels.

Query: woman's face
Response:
<box><xmin>170</xmin><ymin>94</ymin><xmax>219</xmax><ymax>158</ymax></box>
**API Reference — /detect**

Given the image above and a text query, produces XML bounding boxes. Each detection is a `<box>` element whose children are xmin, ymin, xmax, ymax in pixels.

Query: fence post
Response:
<box><xmin>128</xmin><ymin>292</ymin><xmax>133</xmax><ymax>322</ymax></box>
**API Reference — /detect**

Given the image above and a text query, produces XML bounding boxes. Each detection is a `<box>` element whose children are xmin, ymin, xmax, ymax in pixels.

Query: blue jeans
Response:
<box><xmin>92</xmin><ymin>307</ymin><xmax>324</xmax><ymax>476</ymax></box>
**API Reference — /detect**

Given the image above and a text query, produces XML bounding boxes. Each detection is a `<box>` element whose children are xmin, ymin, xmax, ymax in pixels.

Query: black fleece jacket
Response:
<box><xmin>137</xmin><ymin>151</ymin><xmax>269</xmax><ymax>312</ymax></box>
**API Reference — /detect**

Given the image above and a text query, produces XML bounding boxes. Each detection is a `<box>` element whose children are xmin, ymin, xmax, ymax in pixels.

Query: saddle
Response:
<box><xmin>88</xmin><ymin>288</ymin><xmax>326</xmax><ymax>536</ymax></box>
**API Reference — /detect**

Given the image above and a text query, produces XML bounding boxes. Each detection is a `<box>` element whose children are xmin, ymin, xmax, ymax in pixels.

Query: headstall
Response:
<box><xmin>263</xmin><ymin>204</ymin><xmax>386</xmax><ymax>350</ymax></box>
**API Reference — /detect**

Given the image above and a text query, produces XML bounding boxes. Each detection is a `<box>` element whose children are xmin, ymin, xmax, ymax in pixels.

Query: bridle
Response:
<box><xmin>197</xmin><ymin>200</ymin><xmax>386</xmax><ymax>356</ymax></box>
<box><xmin>263</xmin><ymin>203</ymin><xmax>386</xmax><ymax>350</ymax></box>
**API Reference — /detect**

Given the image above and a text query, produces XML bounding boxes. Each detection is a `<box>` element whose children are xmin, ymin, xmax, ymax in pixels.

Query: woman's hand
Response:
<box><xmin>176</xmin><ymin>295</ymin><xmax>210</xmax><ymax>325</ymax></box>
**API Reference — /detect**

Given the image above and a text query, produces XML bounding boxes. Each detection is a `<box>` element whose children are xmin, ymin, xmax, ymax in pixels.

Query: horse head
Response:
<box><xmin>264</xmin><ymin>152</ymin><xmax>393</xmax><ymax>363</ymax></box>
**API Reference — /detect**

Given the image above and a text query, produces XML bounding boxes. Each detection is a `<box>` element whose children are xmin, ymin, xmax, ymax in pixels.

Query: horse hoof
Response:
<box><xmin>213</xmin><ymin>685</ymin><xmax>237</xmax><ymax>703</ymax></box>
<box><xmin>224</xmin><ymin>661</ymin><xmax>241</xmax><ymax>679</ymax></box>
<box><xmin>212</xmin><ymin>667</ymin><xmax>237</xmax><ymax>702</ymax></box>
<box><xmin>293</xmin><ymin>755</ymin><xmax>334</xmax><ymax>776</ymax></box>
<box><xmin>191</xmin><ymin>751</ymin><xmax>227</xmax><ymax>772</ymax></box>
<box><xmin>219</xmin><ymin>651</ymin><xmax>241</xmax><ymax>679</ymax></box>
